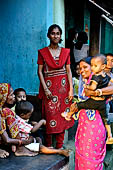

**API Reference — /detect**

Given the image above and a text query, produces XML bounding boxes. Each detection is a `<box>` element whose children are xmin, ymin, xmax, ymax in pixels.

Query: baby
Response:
<box><xmin>62</xmin><ymin>54</ymin><xmax>113</xmax><ymax>144</ymax></box>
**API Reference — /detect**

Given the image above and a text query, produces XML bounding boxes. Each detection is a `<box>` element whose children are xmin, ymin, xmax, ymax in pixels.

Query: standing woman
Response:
<box><xmin>75</xmin><ymin>58</ymin><xmax>106</xmax><ymax>170</ymax></box>
<box><xmin>37</xmin><ymin>24</ymin><xmax>74</xmax><ymax>149</ymax></box>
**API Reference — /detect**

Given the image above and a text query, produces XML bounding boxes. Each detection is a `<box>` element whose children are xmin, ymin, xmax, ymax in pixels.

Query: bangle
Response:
<box><xmin>18</xmin><ymin>140</ymin><xmax>22</xmax><ymax>146</ymax></box>
<box><xmin>44</xmin><ymin>88</ymin><xmax>48</xmax><ymax>91</ymax></box>
<box><xmin>96</xmin><ymin>89</ymin><xmax>102</xmax><ymax>96</ymax></box>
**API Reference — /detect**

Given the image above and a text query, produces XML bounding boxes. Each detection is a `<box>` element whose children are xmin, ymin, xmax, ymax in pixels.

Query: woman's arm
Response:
<box><xmin>38</xmin><ymin>65</ymin><xmax>47</xmax><ymax>90</ymax></box>
<box><xmin>66</xmin><ymin>65</ymin><xmax>73</xmax><ymax>101</ymax></box>
<box><xmin>1</xmin><ymin>131</ymin><xmax>32</xmax><ymax>145</ymax></box>
<box><xmin>84</xmin><ymin>83</ymin><xmax>113</xmax><ymax>96</ymax></box>
<box><xmin>101</xmin><ymin>83</ymin><xmax>113</xmax><ymax>95</ymax></box>
<box><xmin>38</xmin><ymin>65</ymin><xmax>52</xmax><ymax>99</ymax></box>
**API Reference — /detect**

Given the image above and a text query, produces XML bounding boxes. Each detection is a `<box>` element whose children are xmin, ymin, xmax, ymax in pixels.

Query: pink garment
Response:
<box><xmin>75</xmin><ymin>109</ymin><xmax>106</xmax><ymax>170</ymax></box>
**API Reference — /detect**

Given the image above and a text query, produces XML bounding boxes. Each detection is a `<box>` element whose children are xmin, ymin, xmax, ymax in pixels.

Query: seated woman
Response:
<box><xmin>0</xmin><ymin>83</ymin><xmax>70</xmax><ymax>158</ymax></box>
<box><xmin>0</xmin><ymin>83</ymin><xmax>39</xmax><ymax>157</ymax></box>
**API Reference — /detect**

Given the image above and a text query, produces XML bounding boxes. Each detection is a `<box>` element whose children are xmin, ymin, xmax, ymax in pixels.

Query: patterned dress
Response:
<box><xmin>75</xmin><ymin>76</ymin><xmax>106</xmax><ymax>170</ymax></box>
<box><xmin>37</xmin><ymin>47</ymin><xmax>74</xmax><ymax>134</ymax></box>
<box><xmin>0</xmin><ymin>83</ymin><xmax>19</xmax><ymax>139</ymax></box>
<box><xmin>75</xmin><ymin>110</ymin><xmax>106</xmax><ymax>170</ymax></box>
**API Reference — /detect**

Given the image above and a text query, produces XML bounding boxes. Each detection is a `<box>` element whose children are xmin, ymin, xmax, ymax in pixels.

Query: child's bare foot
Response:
<box><xmin>106</xmin><ymin>137</ymin><xmax>113</xmax><ymax>144</ymax></box>
<box><xmin>60</xmin><ymin>149</ymin><xmax>71</xmax><ymax>157</ymax></box>
<box><xmin>61</xmin><ymin>112</ymin><xmax>72</xmax><ymax>121</ymax></box>
<box><xmin>48</xmin><ymin>146</ymin><xmax>54</xmax><ymax>149</ymax></box>
<box><xmin>0</xmin><ymin>149</ymin><xmax>9</xmax><ymax>158</ymax></box>
<box><xmin>61</xmin><ymin>111</ymin><xmax>67</xmax><ymax>118</ymax></box>
<box><xmin>15</xmin><ymin>146</ymin><xmax>38</xmax><ymax>157</ymax></box>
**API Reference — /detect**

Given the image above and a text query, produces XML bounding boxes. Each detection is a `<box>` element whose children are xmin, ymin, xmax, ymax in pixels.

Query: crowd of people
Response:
<box><xmin>1</xmin><ymin>24</ymin><xmax>113</xmax><ymax>170</ymax></box>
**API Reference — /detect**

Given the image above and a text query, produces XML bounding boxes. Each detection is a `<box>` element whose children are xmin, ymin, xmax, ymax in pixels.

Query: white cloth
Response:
<box><xmin>25</xmin><ymin>143</ymin><xmax>40</xmax><ymax>152</ymax></box>
<box><xmin>73</xmin><ymin>44</ymin><xmax>89</xmax><ymax>62</ymax></box>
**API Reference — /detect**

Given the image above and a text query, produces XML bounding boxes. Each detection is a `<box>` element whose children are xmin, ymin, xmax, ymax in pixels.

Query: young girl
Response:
<box><xmin>15</xmin><ymin>100</ymin><xmax>70</xmax><ymax>156</ymax></box>
<box><xmin>62</xmin><ymin>54</ymin><xmax>113</xmax><ymax>144</ymax></box>
<box><xmin>38</xmin><ymin>24</ymin><xmax>74</xmax><ymax>148</ymax></box>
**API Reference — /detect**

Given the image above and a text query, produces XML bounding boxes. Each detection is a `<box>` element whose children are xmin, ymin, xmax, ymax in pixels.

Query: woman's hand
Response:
<box><xmin>22</xmin><ymin>136</ymin><xmax>34</xmax><ymax>145</ymax></box>
<box><xmin>44</xmin><ymin>88</ymin><xmax>53</xmax><ymax>99</ymax></box>
<box><xmin>68</xmin><ymin>88</ymin><xmax>73</xmax><ymax>101</ymax></box>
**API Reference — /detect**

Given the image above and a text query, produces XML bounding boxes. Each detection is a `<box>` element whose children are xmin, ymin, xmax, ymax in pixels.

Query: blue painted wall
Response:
<box><xmin>0</xmin><ymin>0</ymin><xmax>53</xmax><ymax>94</ymax></box>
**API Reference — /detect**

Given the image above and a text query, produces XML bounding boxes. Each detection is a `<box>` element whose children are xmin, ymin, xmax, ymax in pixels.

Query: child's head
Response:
<box><xmin>106</xmin><ymin>53</ymin><xmax>113</xmax><ymax>69</ymax></box>
<box><xmin>14</xmin><ymin>88</ymin><xmax>26</xmax><ymax>102</ymax></box>
<box><xmin>15</xmin><ymin>101</ymin><xmax>34</xmax><ymax>120</ymax></box>
<box><xmin>91</xmin><ymin>54</ymin><xmax>106</xmax><ymax>74</ymax></box>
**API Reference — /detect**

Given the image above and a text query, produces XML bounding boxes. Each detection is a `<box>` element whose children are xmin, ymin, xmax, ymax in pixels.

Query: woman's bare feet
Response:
<box><xmin>59</xmin><ymin>149</ymin><xmax>71</xmax><ymax>157</ymax></box>
<box><xmin>61</xmin><ymin>112</ymin><xmax>71</xmax><ymax>121</ymax></box>
<box><xmin>15</xmin><ymin>146</ymin><xmax>38</xmax><ymax>157</ymax></box>
<box><xmin>0</xmin><ymin>149</ymin><xmax>9</xmax><ymax>158</ymax></box>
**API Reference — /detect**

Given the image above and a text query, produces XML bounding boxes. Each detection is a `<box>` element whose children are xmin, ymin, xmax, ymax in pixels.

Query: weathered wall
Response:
<box><xmin>0</xmin><ymin>0</ymin><xmax>53</xmax><ymax>94</ymax></box>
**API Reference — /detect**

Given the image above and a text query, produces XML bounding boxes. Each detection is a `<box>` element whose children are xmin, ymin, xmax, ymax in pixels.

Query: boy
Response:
<box><xmin>11</xmin><ymin>88</ymin><xmax>27</xmax><ymax>113</ymax></box>
<box><xmin>14</xmin><ymin>88</ymin><xmax>27</xmax><ymax>102</ymax></box>
<box><xmin>15</xmin><ymin>100</ymin><xmax>70</xmax><ymax>157</ymax></box>
<box><xmin>13</xmin><ymin>88</ymin><xmax>44</xmax><ymax>143</ymax></box>
<box><xmin>62</xmin><ymin>54</ymin><xmax>113</xmax><ymax>144</ymax></box>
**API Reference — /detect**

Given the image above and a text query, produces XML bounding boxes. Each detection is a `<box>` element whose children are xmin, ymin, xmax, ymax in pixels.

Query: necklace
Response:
<box><xmin>48</xmin><ymin>46</ymin><xmax>61</xmax><ymax>60</ymax></box>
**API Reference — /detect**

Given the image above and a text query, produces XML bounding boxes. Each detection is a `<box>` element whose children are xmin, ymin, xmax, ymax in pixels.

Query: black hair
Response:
<box><xmin>15</xmin><ymin>101</ymin><xmax>34</xmax><ymax>116</ymax></box>
<box><xmin>77</xmin><ymin>31</ymin><xmax>88</xmax><ymax>43</ymax></box>
<box><xmin>75</xmin><ymin>31</ymin><xmax>88</xmax><ymax>50</ymax></box>
<box><xmin>105</xmin><ymin>53</ymin><xmax>113</xmax><ymax>57</ymax></box>
<box><xmin>47</xmin><ymin>24</ymin><xmax>62</xmax><ymax>43</ymax></box>
<box><xmin>80</xmin><ymin>56</ymin><xmax>92</xmax><ymax>65</ymax></box>
<box><xmin>14</xmin><ymin>88</ymin><xmax>26</xmax><ymax>96</ymax></box>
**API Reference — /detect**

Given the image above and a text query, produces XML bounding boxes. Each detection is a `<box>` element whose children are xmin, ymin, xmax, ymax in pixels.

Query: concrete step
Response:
<box><xmin>0</xmin><ymin>153</ymin><xmax>69</xmax><ymax>170</ymax></box>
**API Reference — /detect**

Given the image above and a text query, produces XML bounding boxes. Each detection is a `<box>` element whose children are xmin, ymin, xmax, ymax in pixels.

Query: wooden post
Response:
<box><xmin>89</xmin><ymin>9</ymin><xmax>101</xmax><ymax>56</ymax></box>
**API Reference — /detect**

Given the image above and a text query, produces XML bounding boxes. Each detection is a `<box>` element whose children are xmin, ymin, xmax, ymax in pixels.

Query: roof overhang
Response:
<box><xmin>89</xmin><ymin>0</ymin><xmax>113</xmax><ymax>26</ymax></box>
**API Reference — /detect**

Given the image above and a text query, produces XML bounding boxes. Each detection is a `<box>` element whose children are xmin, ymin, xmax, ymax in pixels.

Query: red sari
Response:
<box><xmin>0</xmin><ymin>83</ymin><xmax>19</xmax><ymax>139</ymax></box>
<box><xmin>37</xmin><ymin>47</ymin><xmax>74</xmax><ymax>134</ymax></box>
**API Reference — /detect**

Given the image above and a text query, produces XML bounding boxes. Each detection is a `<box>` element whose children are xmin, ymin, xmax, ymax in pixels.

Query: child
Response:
<box><xmin>15</xmin><ymin>100</ymin><xmax>70</xmax><ymax>157</ymax></box>
<box><xmin>14</xmin><ymin>88</ymin><xmax>27</xmax><ymax>102</ymax></box>
<box><xmin>62</xmin><ymin>54</ymin><xmax>113</xmax><ymax>144</ymax></box>
<box><xmin>13</xmin><ymin>88</ymin><xmax>44</xmax><ymax>143</ymax></box>
<box><xmin>11</xmin><ymin>88</ymin><xmax>27</xmax><ymax>113</ymax></box>
<box><xmin>15</xmin><ymin>100</ymin><xmax>46</xmax><ymax>142</ymax></box>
